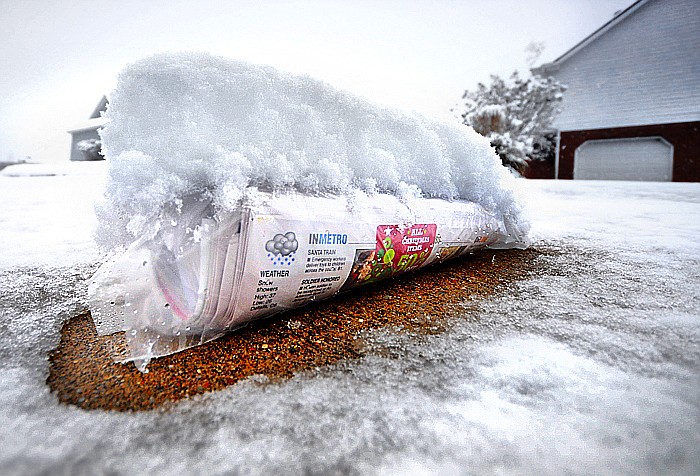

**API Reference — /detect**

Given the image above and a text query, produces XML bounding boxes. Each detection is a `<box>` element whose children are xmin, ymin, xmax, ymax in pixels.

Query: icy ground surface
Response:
<box><xmin>0</xmin><ymin>167</ymin><xmax>699</xmax><ymax>475</ymax></box>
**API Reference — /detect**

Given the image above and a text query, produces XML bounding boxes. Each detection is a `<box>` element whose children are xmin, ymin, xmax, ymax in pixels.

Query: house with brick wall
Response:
<box><xmin>534</xmin><ymin>0</ymin><xmax>700</xmax><ymax>181</ymax></box>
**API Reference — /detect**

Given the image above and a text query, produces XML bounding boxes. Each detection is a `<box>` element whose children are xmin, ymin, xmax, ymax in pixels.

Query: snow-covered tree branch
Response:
<box><xmin>456</xmin><ymin>71</ymin><xmax>566</xmax><ymax>174</ymax></box>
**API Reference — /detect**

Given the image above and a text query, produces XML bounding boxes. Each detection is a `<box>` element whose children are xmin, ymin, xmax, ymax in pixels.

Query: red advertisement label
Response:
<box><xmin>340</xmin><ymin>223</ymin><xmax>438</xmax><ymax>290</ymax></box>
<box><xmin>375</xmin><ymin>224</ymin><xmax>437</xmax><ymax>273</ymax></box>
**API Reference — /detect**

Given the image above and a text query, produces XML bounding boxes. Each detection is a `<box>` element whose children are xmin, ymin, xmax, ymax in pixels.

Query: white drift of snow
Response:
<box><xmin>96</xmin><ymin>52</ymin><xmax>527</xmax><ymax>248</ymax></box>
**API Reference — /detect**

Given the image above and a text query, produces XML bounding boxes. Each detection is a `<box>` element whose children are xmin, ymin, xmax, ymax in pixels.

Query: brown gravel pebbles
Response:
<box><xmin>47</xmin><ymin>248</ymin><xmax>542</xmax><ymax>412</ymax></box>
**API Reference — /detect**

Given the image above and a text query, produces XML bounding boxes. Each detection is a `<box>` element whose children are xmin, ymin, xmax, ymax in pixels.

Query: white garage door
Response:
<box><xmin>573</xmin><ymin>137</ymin><xmax>673</xmax><ymax>181</ymax></box>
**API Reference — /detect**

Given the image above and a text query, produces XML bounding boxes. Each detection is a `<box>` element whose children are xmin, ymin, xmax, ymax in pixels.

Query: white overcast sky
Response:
<box><xmin>0</xmin><ymin>0</ymin><xmax>633</xmax><ymax>163</ymax></box>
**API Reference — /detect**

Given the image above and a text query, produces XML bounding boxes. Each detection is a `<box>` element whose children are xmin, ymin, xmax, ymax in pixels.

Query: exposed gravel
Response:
<box><xmin>47</xmin><ymin>248</ymin><xmax>543</xmax><ymax>411</ymax></box>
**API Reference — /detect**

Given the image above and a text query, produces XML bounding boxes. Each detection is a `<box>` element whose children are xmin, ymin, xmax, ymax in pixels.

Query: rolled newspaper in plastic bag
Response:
<box><xmin>89</xmin><ymin>190</ymin><xmax>527</xmax><ymax>371</ymax></box>
<box><xmin>88</xmin><ymin>52</ymin><xmax>530</xmax><ymax>371</ymax></box>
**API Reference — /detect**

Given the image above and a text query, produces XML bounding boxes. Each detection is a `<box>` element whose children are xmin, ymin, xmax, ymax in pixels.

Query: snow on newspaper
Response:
<box><xmin>88</xmin><ymin>53</ymin><xmax>529</xmax><ymax>371</ymax></box>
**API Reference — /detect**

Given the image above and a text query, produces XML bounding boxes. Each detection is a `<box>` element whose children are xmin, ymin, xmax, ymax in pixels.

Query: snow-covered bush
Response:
<box><xmin>529</xmin><ymin>131</ymin><xmax>557</xmax><ymax>164</ymax></box>
<box><xmin>456</xmin><ymin>72</ymin><xmax>565</xmax><ymax>174</ymax></box>
<box><xmin>77</xmin><ymin>138</ymin><xmax>103</xmax><ymax>161</ymax></box>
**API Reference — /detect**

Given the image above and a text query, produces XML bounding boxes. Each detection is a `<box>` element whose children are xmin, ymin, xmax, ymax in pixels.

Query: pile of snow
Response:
<box><xmin>97</xmin><ymin>52</ymin><xmax>526</xmax><ymax>248</ymax></box>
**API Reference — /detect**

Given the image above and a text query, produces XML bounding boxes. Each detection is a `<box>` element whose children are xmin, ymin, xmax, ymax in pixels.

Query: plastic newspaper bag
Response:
<box><xmin>89</xmin><ymin>190</ymin><xmax>527</xmax><ymax>371</ymax></box>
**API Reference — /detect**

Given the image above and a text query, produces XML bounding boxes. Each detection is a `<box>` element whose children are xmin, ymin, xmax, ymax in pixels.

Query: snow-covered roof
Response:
<box><xmin>533</xmin><ymin>0</ymin><xmax>649</xmax><ymax>75</ymax></box>
<box><xmin>67</xmin><ymin>95</ymin><xmax>110</xmax><ymax>134</ymax></box>
<box><xmin>67</xmin><ymin>116</ymin><xmax>109</xmax><ymax>134</ymax></box>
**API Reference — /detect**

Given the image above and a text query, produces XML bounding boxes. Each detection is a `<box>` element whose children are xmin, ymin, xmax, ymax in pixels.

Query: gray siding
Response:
<box><xmin>550</xmin><ymin>0</ymin><xmax>700</xmax><ymax>131</ymax></box>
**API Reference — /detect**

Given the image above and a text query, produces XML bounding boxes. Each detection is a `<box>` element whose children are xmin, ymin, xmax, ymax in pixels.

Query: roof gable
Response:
<box><xmin>536</xmin><ymin>0</ymin><xmax>700</xmax><ymax>131</ymax></box>
<box><xmin>534</xmin><ymin>0</ymin><xmax>649</xmax><ymax>74</ymax></box>
<box><xmin>89</xmin><ymin>95</ymin><xmax>109</xmax><ymax>119</ymax></box>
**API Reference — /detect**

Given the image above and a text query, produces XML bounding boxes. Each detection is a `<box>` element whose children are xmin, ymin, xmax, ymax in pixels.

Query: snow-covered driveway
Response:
<box><xmin>0</xmin><ymin>170</ymin><xmax>698</xmax><ymax>475</ymax></box>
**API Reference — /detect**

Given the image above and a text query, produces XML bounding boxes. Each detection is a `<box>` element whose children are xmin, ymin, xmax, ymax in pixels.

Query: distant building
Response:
<box><xmin>67</xmin><ymin>96</ymin><xmax>108</xmax><ymax>161</ymax></box>
<box><xmin>534</xmin><ymin>0</ymin><xmax>700</xmax><ymax>181</ymax></box>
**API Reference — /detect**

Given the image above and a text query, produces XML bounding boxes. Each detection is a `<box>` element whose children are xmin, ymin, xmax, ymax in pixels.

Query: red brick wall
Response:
<box><xmin>522</xmin><ymin>160</ymin><xmax>555</xmax><ymax>179</ymax></box>
<box><xmin>558</xmin><ymin>121</ymin><xmax>700</xmax><ymax>182</ymax></box>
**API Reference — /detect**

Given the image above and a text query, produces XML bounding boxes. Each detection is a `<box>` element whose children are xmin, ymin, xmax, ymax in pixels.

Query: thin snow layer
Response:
<box><xmin>0</xmin><ymin>163</ymin><xmax>106</xmax><ymax>270</ymax></box>
<box><xmin>0</xmin><ymin>161</ymin><xmax>107</xmax><ymax>178</ymax></box>
<box><xmin>524</xmin><ymin>179</ymin><xmax>700</xmax><ymax>257</ymax></box>
<box><xmin>0</xmin><ymin>178</ymin><xmax>699</xmax><ymax>474</ymax></box>
<box><xmin>96</xmin><ymin>52</ymin><xmax>524</xmax><ymax>248</ymax></box>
